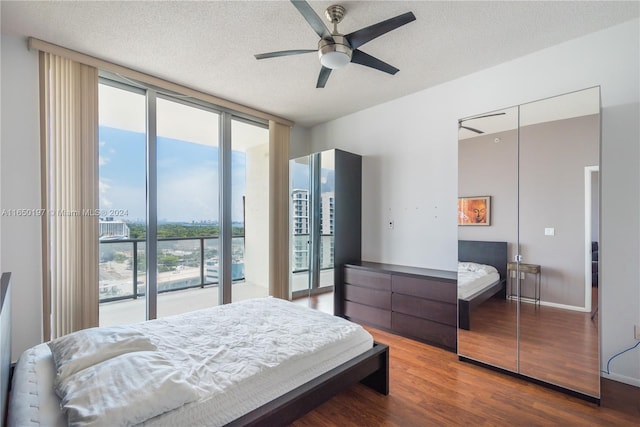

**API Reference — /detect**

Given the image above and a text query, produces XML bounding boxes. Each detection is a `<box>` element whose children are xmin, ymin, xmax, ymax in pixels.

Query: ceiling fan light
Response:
<box><xmin>318</xmin><ymin>36</ymin><xmax>352</xmax><ymax>70</ymax></box>
<box><xmin>320</xmin><ymin>50</ymin><xmax>351</xmax><ymax>69</ymax></box>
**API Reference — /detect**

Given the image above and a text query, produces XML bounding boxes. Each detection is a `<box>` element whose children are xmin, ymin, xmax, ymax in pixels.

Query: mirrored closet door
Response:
<box><xmin>457</xmin><ymin>87</ymin><xmax>601</xmax><ymax>399</ymax></box>
<box><xmin>289</xmin><ymin>149</ymin><xmax>362</xmax><ymax>313</ymax></box>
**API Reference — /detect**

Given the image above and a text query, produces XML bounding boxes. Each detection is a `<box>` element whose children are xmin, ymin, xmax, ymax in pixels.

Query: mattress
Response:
<box><xmin>458</xmin><ymin>262</ymin><xmax>500</xmax><ymax>301</ymax></box>
<box><xmin>8</xmin><ymin>297</ymin><xmax>373</xmax><ymax>426</ymax></box>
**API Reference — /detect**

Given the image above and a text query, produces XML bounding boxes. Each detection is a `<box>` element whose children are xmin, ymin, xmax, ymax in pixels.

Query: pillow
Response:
<box><xmin>58</xmin><ymin>351</ymin><xmax>199</xmax><ymax>426</ymax></box>
<box><xmin>47</xmin><ymin>326</ymin><xmax>157</xmax><ymax>386</ymax></box>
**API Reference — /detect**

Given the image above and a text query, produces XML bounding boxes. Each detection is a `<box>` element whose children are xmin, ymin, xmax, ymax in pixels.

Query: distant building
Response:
<box><xmin>320</xmin><ymin>192</ymin><xmax>334</xmax><ymax>235</ymax></box>
<box><xmin>291</xmin><ymin>190</ymin><xmax>310</xmax><ymax>271</ymax></box>
<box><xmin>99</xmin><ymin>218</ymin><xmax>130</xmax><ymax>240</ymax></box>
<box><xmin>290</xmin><ymin>190</ymin><xmax>335</xmax><ymax>271</ymax></box>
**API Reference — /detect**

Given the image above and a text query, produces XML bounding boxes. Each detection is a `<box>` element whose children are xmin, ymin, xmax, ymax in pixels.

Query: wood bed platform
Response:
<box><xmin>229</xmin><ymin>341</ymin><xmax>389</xmax><ymax>426</ymax></box>
<box><xmin>458</xmin><ymin>240</ymin><xmax>507</xmax><ymax>330</ymax></box>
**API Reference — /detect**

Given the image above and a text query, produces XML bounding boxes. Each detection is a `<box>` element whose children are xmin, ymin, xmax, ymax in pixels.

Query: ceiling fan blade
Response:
<box><xmin>255</xmin><ymin>49</ymin><xmax>317</xmax><ymax>60</ymax></box>
<box><xmin>351</xmin><ymin>49</ymin><xmax>399</xmax><ymax>75</ymax></box>
<box><xmin>346</xmin><ymin>11</ymin><xmax>416</xmax><ymax>50</ymax></box>
<box><xmin>460</xmin><ymin>124</ymin><xmax>484</xmax><ymax>134</ymax></box>
<box><xmin>316</xmin><ymin>66</ymin><xmax>332</xmax><ymax>88</ymax></box>
<box><xmin>290</xmin><ymin>0</ymin><xmax>334</xmax><ymax>41</ymax></box>
<box><xmin>461</xmin><ymin>112</ymin><xmax>506</xmax><ymax>122</ymax></box>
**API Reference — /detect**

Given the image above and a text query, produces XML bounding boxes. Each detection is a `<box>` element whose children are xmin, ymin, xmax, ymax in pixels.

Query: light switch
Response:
<box><xmin>545</xmin><ymin>227</ymin><xmax>555</xmax><ymax>236</ymax></box>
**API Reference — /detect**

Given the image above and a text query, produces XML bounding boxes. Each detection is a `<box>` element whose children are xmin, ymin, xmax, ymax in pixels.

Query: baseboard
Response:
<box><xmin>601</xmin><ymin>372</ymin><xmax>640</xmax><ymax>387</ymax></box>
<box><xmin>506</xmin><ymin>296</ymin><xmax>587</xmax><ymax>312</ymax></box>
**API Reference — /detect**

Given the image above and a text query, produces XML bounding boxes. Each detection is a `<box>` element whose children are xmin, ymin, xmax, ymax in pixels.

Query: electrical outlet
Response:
<box><xmin>388</xmin><ymin>220</ymin><xmax>394</xmax><ymax>229</ymax></box>
<box><xmin>635</xmin><ymin>325</ymin><xmax>640</xmax><ymax>341</ymax></box>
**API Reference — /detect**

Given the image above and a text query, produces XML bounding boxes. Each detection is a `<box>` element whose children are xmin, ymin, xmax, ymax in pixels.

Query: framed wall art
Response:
<box><xmin>458</xmin><ymin>196</ymin><xmax>491</xmax><ymax>226</ymax></box>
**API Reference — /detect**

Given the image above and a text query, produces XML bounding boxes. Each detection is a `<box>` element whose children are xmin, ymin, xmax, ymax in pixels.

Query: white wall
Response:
<box><xmin>309</xmin><ymin>20</ymin><xmax>640</xmax><ymax>386</ymax></box>
<box><xmin>289</xmin><ymin>125</ymin><xmax>311</xmax><ymax>160</ymax></box>
<box><xmin>244</xmin><ymin>142</ymin><xmax>269</xmax><ymax>291</ymax></box>
<box><xmin>1</xmin><ymin>35</ymin><xmax>42</xmax><ymax>361</ymax></box>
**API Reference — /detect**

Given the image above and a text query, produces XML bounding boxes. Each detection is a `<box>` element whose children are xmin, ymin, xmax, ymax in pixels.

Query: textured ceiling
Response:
<box><xmin>2</xmin><ymin>1</ymin><xmax>638</xmax><ymax>127</ymax></box>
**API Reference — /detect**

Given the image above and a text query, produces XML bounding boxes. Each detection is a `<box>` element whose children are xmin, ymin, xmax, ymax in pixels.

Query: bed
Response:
<box><xmin>1</xmin><ymin>273</ymin><xmax>11</xmax><ymax>427</ymax></box>
<box><xmin>458</xmin><ymin>240</ymin><xmax>507</xmax><ymax>330</ymax></box>
<box><xmin>3</xmin><ymin>292</ymin><xmax>388</xmax><ymax>426</ymax></box>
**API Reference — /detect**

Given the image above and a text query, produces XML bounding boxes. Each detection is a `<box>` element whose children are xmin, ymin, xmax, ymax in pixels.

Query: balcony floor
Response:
<box><xmin>99</xmin><ymin>282</ymin><xmax>268</xmax><ymax>326</ymax></box>
<box><xmin>100</xmin><ymin>269</ymin><xmax>335</xmax><ymax>326</ymax></box>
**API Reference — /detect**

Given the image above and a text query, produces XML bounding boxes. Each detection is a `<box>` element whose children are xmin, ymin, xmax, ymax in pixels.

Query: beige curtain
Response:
<box><xmin>269</xmin><ymin>121</ymin><xmax>290</xmax><ymax>300</ymax></box>
<box><xmin>39</xmin><ymin>52</ymin><xmax>99</xmax><ymax>340</ymax></box>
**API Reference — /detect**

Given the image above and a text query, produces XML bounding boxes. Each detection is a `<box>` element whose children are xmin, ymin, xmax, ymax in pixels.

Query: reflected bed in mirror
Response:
<box><xmin>457</xmin><ymin>241</ymin><xmax>516</xmax><ymax>372</ymax></box>
<box><xmin>457</xmin><ymin>240</ymin><xmax>507</xmax><ymax>330</ymax></box>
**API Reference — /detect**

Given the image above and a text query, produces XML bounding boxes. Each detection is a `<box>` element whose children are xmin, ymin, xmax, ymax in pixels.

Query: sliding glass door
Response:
<box><xmin>156</xmin><ymin>96</ymin><xmax>221</xmax><ymax>317</ymax></box>
<box><xmin>98</xmin><ymin>82</ymin><xmax>147</xmax><ymax>326</ymax></box>
<box><xmin>289</xmin><ymin>151</ymin><xmax>336</xmax><ymax>299</ymax></box>
<box><xmin>98</xmin><ymin>77</ymin><xmax>270</xmax><ymax>326</ymax></box>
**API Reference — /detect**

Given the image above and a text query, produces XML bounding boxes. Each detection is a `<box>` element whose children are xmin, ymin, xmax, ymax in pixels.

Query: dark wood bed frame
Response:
<box><xmin>0</xmin><ymin>274</ymin><xmax>388</xmax><ymax>426</ymax></box>
<box><xmin>228</xmin><ymin>341</ymin><xmax>389</xmax><ymax>426</ymax></box>
<box><xmin>458</xmin><ymin>240</ymin><xmax>507</xmax><ymax>330</ymax></box>
<box><xmin>1</xmin><ymin>272</ymin><xmax>11</xmax><ymax>427</ymax></box>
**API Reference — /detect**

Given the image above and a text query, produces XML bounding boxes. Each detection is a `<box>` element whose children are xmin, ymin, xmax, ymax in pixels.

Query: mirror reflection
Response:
<box><xmin>289</xmin><ymin>150</ymin><xmax>339</xmax><ymax>314</ymax></box>
<box><xmin>457</xmin><ymin>87</ymin><xmax>600</xmax><ymax>398</ymax></box>
<box><xmin>518</xmin><ymin>89</ymin><xmax>600</xmax><ymax>396</ymax></box>
<box><xmin>457</xmin><ymin>107</ymin><xmax>519</xmax><ymax>372</ymax></box>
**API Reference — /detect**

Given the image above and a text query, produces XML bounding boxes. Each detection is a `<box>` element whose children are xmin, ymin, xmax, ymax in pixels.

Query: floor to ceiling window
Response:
<box><xmin>98</xmin><ymin>81</ymin><xmax>147</xmax><ymax>326</ymax></box>
<box><xmin>155</xmin><ymin>96</ymin><xmax>220</xmax><ymax>317</ymax></box>
<box><xmin>98</xmin><ymin>76</ymin><xmax>269</xmax><ymax>326</ymax></box>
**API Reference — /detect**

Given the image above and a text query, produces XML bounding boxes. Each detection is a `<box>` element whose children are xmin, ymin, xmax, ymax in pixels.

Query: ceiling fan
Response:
<box><xmin>458</xmin><ymin>112</ymin><xmax>506</xmax><ymax>134</ymax></box>
<box><xmin>254</xmin><ymin>0</ymin><xmax>416</xmax><ymax>88</ymax></box>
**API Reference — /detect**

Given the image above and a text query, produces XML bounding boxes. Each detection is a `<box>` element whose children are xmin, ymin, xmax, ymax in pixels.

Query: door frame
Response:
<box><xmin>584</xmin><ymin>165</ymin><xmax>599</xmax><ymax>312</ymax></box>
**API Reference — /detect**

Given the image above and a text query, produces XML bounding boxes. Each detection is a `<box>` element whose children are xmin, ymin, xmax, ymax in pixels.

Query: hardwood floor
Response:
<box><xmin>519</xmin><ymin>298</ymin><xmax>599</xmax><ymax>396</ymax></box>
<box><xmin>292</xmin><ymin>291</ymin><xmax>335</xmax><ymax>314</ymax></box>
<box><xmin>458</xmin><ymin>290</ymin><xmax>599</xmax><ymax>397</ymax></box>
<box><xmin>292</xmin><ymin>327</ymin><xmax>637</xmax><ymax>426</ymax></box>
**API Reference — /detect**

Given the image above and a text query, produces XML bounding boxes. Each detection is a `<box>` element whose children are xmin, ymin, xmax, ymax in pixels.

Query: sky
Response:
<box><xmin>99</xmin><ymin>126</ymin><xmax>246</xmax><ymax>223</ymax></box>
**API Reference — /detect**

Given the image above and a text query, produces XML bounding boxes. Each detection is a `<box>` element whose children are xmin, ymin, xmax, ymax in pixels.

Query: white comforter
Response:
<box><xmin>458</xmin><ymin>262</ymin><xmax>500</xmax><ymax>300</ymax></box>
<box><xmin>11</xmin><ymin>297</ymin><xmax>373</xmax><ymax>427</ymax></box>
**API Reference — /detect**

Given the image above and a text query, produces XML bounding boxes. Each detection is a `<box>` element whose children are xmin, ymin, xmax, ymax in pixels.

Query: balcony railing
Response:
<box><xmin>290</xmin><ymin>233</ymin><xmax>335</xmax><ymax>273</ymax></box>
<box><xmin>99</xmin><ymin>236</ymin><xmax>245</xmax><ymax>303</ymax></box>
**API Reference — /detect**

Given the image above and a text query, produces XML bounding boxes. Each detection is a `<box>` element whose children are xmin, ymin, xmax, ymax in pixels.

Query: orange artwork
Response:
<box><xmin>458</xmin><ymin>196</ymin><xmax>491</xmax><ymax>226</ymax></box>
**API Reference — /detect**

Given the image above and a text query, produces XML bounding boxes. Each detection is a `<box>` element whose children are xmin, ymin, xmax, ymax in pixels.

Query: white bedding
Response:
<box><xmin>458</xmin><ymin>262</ymin><xmax>500</xmax><ymax>300</ymax></box>
<box><xmin>8</xmin><ymin>297</ymin><xmax>373</xmax><ymax>427</ymax></box>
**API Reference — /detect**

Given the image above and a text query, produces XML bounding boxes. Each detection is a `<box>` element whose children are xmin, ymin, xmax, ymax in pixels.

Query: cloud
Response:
<box><xmin>99</xmin><ymin>155</ymin><xmax>109</xmax><ymax>166</ymax></box>
<box><xmin>99</xmin><ymin>179</ymin><xmax>112</xmax><ymax>208</ymax></box>
<box><xmin>157</xmin><ymin>166</ymin><xmax>218</xmax><ymax>221</ymax></box>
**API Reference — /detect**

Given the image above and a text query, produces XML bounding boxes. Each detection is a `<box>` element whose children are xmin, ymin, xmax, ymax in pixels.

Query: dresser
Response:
<box><xmin>337</xmin><ymin>262</ymin><xmax>457</xmax><ymax>351</ymax></box>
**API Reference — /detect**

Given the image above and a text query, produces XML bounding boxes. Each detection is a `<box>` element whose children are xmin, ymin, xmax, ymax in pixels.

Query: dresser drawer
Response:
<box><xmin>392</xmin><ymin>293</ymin><xmax>456</xmax><ymax>326</ymax></box>
<box><xmin>392</xmin><ymin>312</ymin><xmax>457</xmax><ymax>350</ymax></box>
<box><xmin>392</xmin><ymin>275</ymin><xmax>456</xmax><ymax>303</ymax></box>
<box><xmin>345</xmin><ymin>284</ymin><xmax>391</xmax><ymax>310</ymax></box>
<box><xmin>344</xmin><ymin>267</ymin><xmax>391</xmax><ymax>291</ymax></box>
<box><xmin>344</xmin><ymin>301</ymin><xmax>391</xmax><ymax>329</ymax></box>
